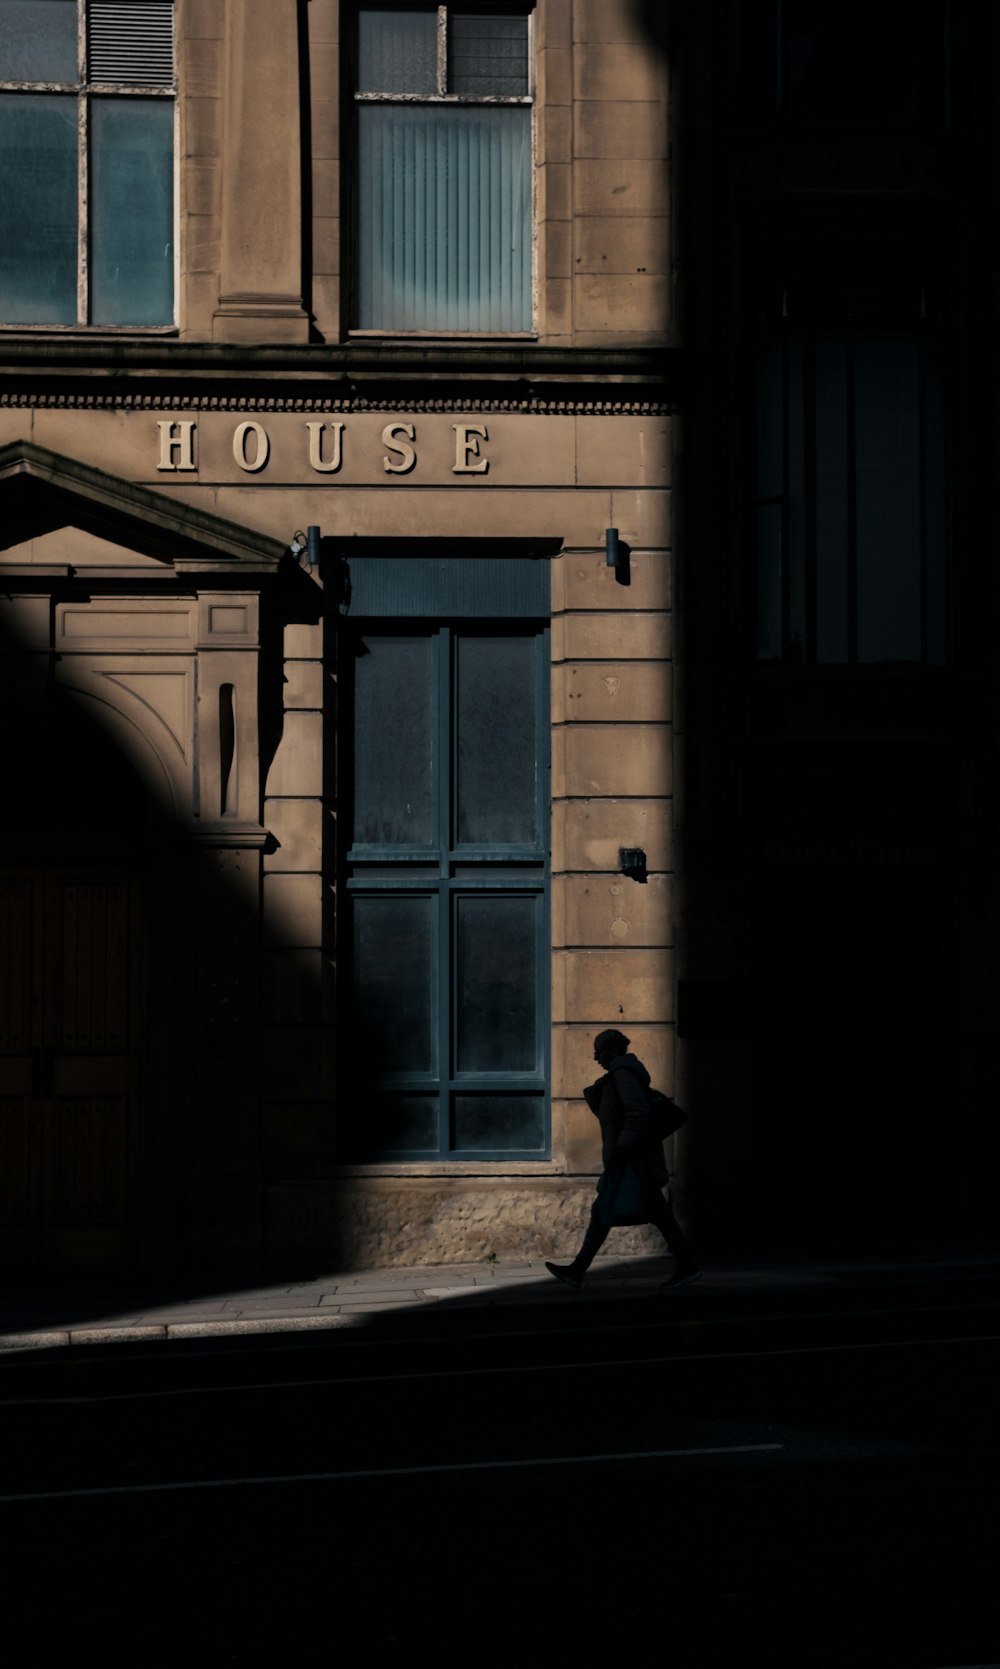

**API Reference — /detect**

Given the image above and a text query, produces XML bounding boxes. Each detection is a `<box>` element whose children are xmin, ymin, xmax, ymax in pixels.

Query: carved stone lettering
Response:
<box><xmin>233</xmin><ymin>421</ymin><xmax>270</xmax><ymax>473</ymax></box>
<box><xmin>382</xmin><ymin>423</ymin><xmax>417</xmax><ymax>475</ymax></box>
<box><xmin>452</xmin><ymin>423</ymin><xmax>489</xmax><ymax>474</ymax></box>
<box><xmin>157</xmin><ymin>420</ymin><xmax>197</xmax><ymax>471</ymax></box>
<box><xmin>151</xmin><ymin>418</ymin><xmax>499</xmax><ymax>478</ymax></box>
<box><xmin>306</xmin><ymin>420</ymin><xmax>344</xmax><ymax>474</ymax></box>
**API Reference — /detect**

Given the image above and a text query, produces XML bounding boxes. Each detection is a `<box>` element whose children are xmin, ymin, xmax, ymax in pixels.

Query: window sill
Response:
<box><xmin>348</xmin><ymin>330</ymin><xmax>538</xmax><ymax>342</ymax></box>
<box><xmin>0</xmin><ymin>324</ymin><xmax>178</xmax><ymax>336</ymax></box>
<box><xmin>329</xmin><ymin>1161</ymin><xmax>567</xmax><ymax>1177</ymax></box>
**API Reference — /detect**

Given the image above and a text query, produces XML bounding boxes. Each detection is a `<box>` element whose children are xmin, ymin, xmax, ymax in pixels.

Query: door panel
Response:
<box><xmin>0</xmin><ymin>870</ymin><xmax>138</xmax><ymax>1267</ymax></box>
<box><xmin>345</xmin><ymin>622</ymin><xmax>549</xmax><ymax>1160</ymax></box>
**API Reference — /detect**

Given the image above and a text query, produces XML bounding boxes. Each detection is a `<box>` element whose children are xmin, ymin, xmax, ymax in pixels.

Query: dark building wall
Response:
<box><xmin>673</xmin><ymin>0</ymin><xmax>999</xmax><ymax>1248</ymax></box>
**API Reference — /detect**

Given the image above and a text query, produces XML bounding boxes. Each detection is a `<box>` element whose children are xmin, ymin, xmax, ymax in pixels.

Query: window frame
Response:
<box><xmin>348</xmin><ymin>2</ymin><xmax>537</xmax><ymax>339</ymax></box>
<box><xmin>0</xmin><ymin>0</ymin><xmax>177</xmax><ymax>333</ymax></box>
<box><xmin>342</xmin><ymin>619</ymin><xmax>551</xmax><ymax>1163</ymax></box>
<box><xmin>741</xmin><ymin>0</ymin><xmax>952</xmax><ymax>135</ymax></box>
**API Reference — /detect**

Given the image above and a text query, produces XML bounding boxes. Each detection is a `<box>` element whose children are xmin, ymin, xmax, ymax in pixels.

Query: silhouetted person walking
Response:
<box><xmin>546</xmin><ymin>1028</ymin><xmax>700</xmax><ymax>1294</ymax></box>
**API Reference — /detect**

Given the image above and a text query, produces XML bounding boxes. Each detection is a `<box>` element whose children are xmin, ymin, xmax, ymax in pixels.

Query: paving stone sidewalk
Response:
<box><xmin>1</xmin><ymin>1245</ymin><xmax>997</xmax><ymax>1353</ymax></box>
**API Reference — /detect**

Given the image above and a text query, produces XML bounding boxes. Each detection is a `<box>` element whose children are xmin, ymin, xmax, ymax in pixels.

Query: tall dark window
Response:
<box><xmin>353</xmin><ymin>4</ymin><xmax>533</xmax><ymax>332</ymax></box>
<box><xmin>745</xmin><ymin>0</ymin><xmax>949</xmax><ymax>130</ymax></box>
<box><xmin>344</xmin><ymin>620</ymin><xmax>549</xmax><ymax>1159</ymax></box>
<box><xmin>756</xmin><ymin>332</ymin><xmax>948</xmax><ymax>666</ymax></box>
<box><xmin>0</xmin><ymin>0</ymin><xmax>175</xmax><ymax>327</ymax></box>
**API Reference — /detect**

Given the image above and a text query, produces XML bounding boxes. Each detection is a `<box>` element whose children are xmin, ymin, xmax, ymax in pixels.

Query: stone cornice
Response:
<box><xmin>0</xmin><ymin>340</ymin><xmax>682</xmax><ymax>414</ymax></box>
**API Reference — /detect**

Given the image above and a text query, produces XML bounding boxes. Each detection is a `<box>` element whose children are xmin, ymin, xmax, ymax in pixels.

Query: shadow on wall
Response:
<box><xmin>0</xmin><ymin>549</ymin><xmax>329</xmax><ymax>1298</ymax></box>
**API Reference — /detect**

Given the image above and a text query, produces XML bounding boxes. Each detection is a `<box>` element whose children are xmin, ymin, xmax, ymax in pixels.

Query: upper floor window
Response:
<box><xmin>756</xmin><ymin>332</ymin><xmax>948</xmax><ymax>665</ymax></box>
<box><xmin>353</xmin><ymin>5</ymin><xmax>533</xmax><ymax>334</ymax></box>
<box><xmin>746</xmin><ymin>0</ymin><xmax>949</xmax><ymax>131</ymax></box>
<box><xmin>0</xmin><ymin>0</ymin><xmax>174</xmax><ymax>328</ymax></box>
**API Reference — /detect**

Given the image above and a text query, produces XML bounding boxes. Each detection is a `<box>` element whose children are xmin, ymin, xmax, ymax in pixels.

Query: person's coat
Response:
<box><xmin>583</xmin><ymin>1050</ymin><xmax>668</xmax><ymax>1184</ymax></box>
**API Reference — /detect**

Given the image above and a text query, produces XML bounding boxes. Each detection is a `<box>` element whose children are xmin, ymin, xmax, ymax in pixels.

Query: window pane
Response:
<box><xmin>924</xmin><ymin>339</ymin><xmax>947</xmax><ymax>666</ymax></box>
<box><xmin>814</xmin><ymin>338</ymin><xmax>849</xmax><ymax>663</ymax></box>
<box><xmin>756</xmin><ymin>503</ymin><xmax>782</xmax><ymax>662</ymax></box>
<box><xmin>0</xmin><ymin>93</ymin><xmax>76</xmax><ymax>323</ymax></box>
<box><xmin>358</xmin><ymin>7</ymin><xmax>437</xmax><ymax>93</ymax></box>
<box><xmin>456</xmin><ymin>894</ymin><xmax>536</xmax><ymax>1071</ymax></box>
<box><xmin>781</xmin><ymin>0</ymin><xmax>946</xmax><ymax>129</ymax></box>
<box><xmin>353</xmin><ymin>635</ymin><xmax>436</xmax><ymax>846</ymax></box>
<box><xmin>90</xmin><ymin>97</ymin><xmax>173</xmax><ymax>325</ymax></box>
<box><xmin>786</xmin><ymin>337</ymin><xmax>806</xmax><ymax>662</ymax></box>
<box><xmin>0</xmin><ymin>0</ymin><xmax>77</xmax><ymax>82</ymax></box>
<box><xmin>356</xmin><ymin>103</ymin><xmax>531</xmax><ymax>330</ymax></box>
<box><xmin>855</xmin><ymin>339</ymin><xmax>922</xmax><ymax>662</ymax></box>
<box><xmin>88</xmin><ymin>0</ymin><xmax>174</xmax><ymax>88</ymax></box>
<box><xmin>450</xmin><ymin>13</ymin><xmax>528</xmax><ymax>95</ymax></box>
<box><xmin>457</xmin><ymin>634</ymin><xmax>537</xmax><ymax>844</ymax></box>
<box><xmin>354</xmin><ymin>895</ymin><xmax>435</xmax><ymax>1072</ymax></box>
<box><xmin>356</xmin><ymin>1093</ymin><xmax>440</xmax><ymax>1155</ymax></box>
<box><xmin>454</xmin><ymin>1095</ymin><xmax>544</xmax><ymax>1151</ymax></box>
<box><xmin>756</xmin><ymin>338</ymin><xmax>783</xmax><ymax>661</ymax></box>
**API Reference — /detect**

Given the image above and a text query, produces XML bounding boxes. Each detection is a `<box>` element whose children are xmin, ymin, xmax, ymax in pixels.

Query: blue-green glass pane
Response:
<box><xmin>456</xmin><ymin>894</ymin><xmax>536</xmax><ymax>1072</ymax></box>
<box><xmin>90</xmin><ymin>97</ymin><xmax>173</xmax><ymax>325</ymax></box>
<box><xmin>354</xmin><ymin>894</ymin><xmax>435</xmax><ymax>1073</ymax></box>
<box><xmin>457</xmin><ymin>634</ymin><xmax>537</xmax><ymax>845</ymax></box>
<box><xmin>359</xmin><ymin>1094</ymin><xmax>439</xmax><ymax>1155</ymax></box>
<box><xmin>0</xmin><ymin>93</ymin><xmax>76</xmax><ymax>323</ymax></box>
<box><xmin>450</xmin><ymin>13</ymin><xmax>528</xmax><ymax>95</ymax></box>
<box><xmin>356</xmin><ymin>103</ymin><xmax>531</xmax><ymax>330</ymax></box>
<box><xmin>0</xmin><ymin>0</ymin><xmax>77</xmax><ymax>82</ymax></box>
<box><xmin>454</xmin><ymin>1095</ymin><xmax>544</xmax><ymax>1151</ymax></box>
<box><xmin>358</xmin><ymin>7</ymin><xmax>436</xmax><ymax>93</ymax></box>
<box><xmin>353</xmin><ymin>635</ymin><xmax>435</xmax><ymax>846</ymax></box>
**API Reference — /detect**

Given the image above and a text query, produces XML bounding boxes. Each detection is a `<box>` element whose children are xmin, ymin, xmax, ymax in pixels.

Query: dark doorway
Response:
<box><xmin>0</xmin><ymin>705</ymin><xmax>148</xmax><ymax>1270</ymax></box>
<box><xmin>751</xmin><ymin>868</ymin><xmax>954</xmax><ymax>1247</ymax></box>
<box><xmin>0</xmin><ymin>866</ymin><xmax>142</xmax><ymax>1268</ymax></box>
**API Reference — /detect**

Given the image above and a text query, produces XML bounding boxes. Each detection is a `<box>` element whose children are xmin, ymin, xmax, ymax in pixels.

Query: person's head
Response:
<box><xmin>593</xmin><ymin>1028</ymin><xmax>630</xmax><ymax>1069</ymax></box>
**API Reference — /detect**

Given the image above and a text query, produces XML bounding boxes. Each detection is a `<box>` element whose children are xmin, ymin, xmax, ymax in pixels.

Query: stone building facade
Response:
<box><xmin>7</xmin><ymin>1</ymin><xmax>988</xmax><ymax>1280</ymax></box>
<box><xmin>0</xmin><ymin>0</ymin><xmax>670</xmax><ymax>1273</ymax></box>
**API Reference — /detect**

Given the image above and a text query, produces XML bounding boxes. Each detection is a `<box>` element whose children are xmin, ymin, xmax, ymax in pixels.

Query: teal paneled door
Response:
<box><xmin>345</xmin><ymin>624</ymin><xmax>548</xmax><ymax>1160</ymax></box>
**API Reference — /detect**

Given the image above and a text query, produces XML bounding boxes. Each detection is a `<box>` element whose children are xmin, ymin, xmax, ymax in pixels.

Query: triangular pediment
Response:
<box><xmin>0</xmin><ymin>440</ymin><xmax>287</xmax><ymax>574</ymax></box>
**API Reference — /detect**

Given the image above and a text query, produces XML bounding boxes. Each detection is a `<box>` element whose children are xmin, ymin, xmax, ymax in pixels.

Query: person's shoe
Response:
<box><xmin>660</xmin><ymin>1266</ymin><xmax>702</xmax><ymax>1292</ymax></box>
<box><xmin>545</xmin><ymin>1261</ymin><xmax>585</xmax><ymax>1291</ymax></box>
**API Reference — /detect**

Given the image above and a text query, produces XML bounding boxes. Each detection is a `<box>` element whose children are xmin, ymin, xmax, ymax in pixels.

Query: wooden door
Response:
<box><xmin>0</xmin><ymin>871</ymin><xmax>139</xmax><ymax>1268</ymax></box>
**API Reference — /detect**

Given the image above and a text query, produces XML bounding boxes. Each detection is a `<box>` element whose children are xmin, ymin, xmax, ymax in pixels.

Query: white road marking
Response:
<box><xmin>0</xmin><ymin>1443</ymin><xmax>783</xmax><ymax>1504</ymax></box>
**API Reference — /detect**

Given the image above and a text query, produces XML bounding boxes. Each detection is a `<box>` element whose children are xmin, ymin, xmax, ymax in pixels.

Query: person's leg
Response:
<box><xmin>640</xmin><ymin>1179</ymin><xmax>698</xmax><ymax>1276</ymax></box>
<box><xmin>546</xmin><ymin>1200</ymin><xmax>610</xmax><ymax>1287</ymax></box>
<box><xmin>573</xmin><ymin>1209</ymin><xmax>611</xmax><ymax>1271</ymax></box>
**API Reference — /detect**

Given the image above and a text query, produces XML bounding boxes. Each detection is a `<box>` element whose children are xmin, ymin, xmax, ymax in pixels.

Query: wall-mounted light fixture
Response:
<box><xmin>289</xmin><ymin>527</ymin><xmax>322</xmax><ymax>568</ymax></box>
<box><xmin>619</xmin><ymin>847</ymin><xmax>647</xmax><ymax>882</ymax></box>
<box><xmin>605</xmin><ymin>527</ymin><xmax>630</xmax><ymax>586</ymax></box>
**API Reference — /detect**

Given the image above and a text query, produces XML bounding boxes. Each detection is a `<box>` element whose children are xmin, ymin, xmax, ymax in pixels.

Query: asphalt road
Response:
<box><xmin>3</xmin><ymin>1332</ymin><xmax>999</xmax><ymax>1667</ymax></box>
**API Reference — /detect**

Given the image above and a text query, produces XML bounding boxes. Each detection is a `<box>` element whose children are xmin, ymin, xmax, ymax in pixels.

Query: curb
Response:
<box><xmin>1</xmin><ymin>1284</ymin><xmax>998</xmax><ymax>1397</ymax></box>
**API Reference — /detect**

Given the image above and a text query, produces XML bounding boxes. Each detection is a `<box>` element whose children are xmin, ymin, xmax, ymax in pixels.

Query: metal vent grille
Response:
<box><xmin>88</xmin><ymin>2</ymin><xmax>174</xmax><ymax>87</ymax></box>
